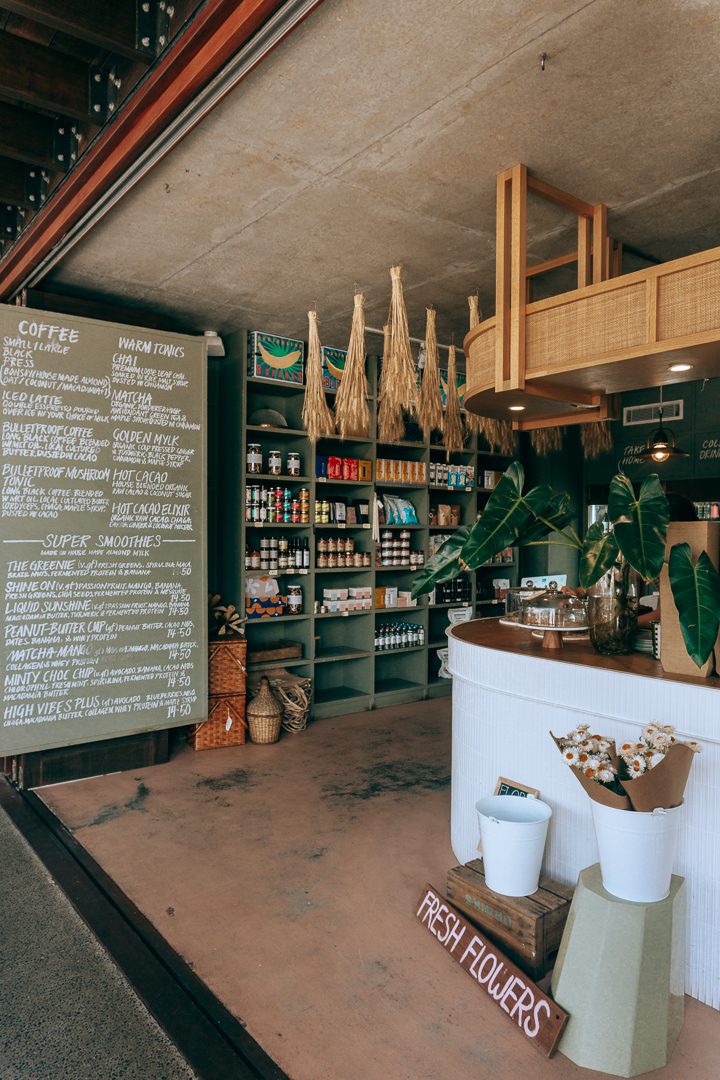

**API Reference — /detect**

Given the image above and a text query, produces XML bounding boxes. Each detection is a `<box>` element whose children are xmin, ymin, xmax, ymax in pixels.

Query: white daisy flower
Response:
<box><xmin>563</xmin><ymin>748</ymin><xmax>580</xmax><ymax>766</ymax></box>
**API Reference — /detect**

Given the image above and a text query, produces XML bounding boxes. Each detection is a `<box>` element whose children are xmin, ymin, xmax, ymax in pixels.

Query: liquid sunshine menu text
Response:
<box><xmin>1</xmin><ymin>307</ymin><xmax>207</xmax><ymax>755</ymax></box>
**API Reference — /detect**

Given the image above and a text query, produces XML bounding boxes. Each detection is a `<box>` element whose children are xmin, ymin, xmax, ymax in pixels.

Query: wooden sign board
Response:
<box><xmin>416</xmin><ymin>884</ymin><xmax>568</xmax><ymax>1057</ymax></box>
<box><xmin>494</xmin><ymin>777</ymin><xmax>540</xmax><ymax>799</ymax></box>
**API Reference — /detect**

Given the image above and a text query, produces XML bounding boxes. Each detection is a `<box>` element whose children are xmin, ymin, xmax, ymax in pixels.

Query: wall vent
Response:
<box><xmin>623</xmin><ymin>400</ymin><xmax>683</xmax><ymax>426</ymax></box>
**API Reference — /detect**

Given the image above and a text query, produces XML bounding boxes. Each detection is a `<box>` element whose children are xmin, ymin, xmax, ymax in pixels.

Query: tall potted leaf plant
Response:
<box><xmin>412</xmin><ymin>463</ymin><xmax>720</xmax><ymax>670</ymax></box>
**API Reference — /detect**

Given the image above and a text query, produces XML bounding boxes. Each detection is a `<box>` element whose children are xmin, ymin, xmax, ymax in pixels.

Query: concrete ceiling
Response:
<box><xmin>47</xmin><ymin>0</ymin><xmax>720</xmax><ymax>352</ymax></box>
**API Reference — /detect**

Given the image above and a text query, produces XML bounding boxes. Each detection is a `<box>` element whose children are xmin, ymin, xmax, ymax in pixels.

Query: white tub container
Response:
<box><xmin>591</xmin><ymin>800</ymin><xmax>684</xmax><ymax>903</ymax></box>
<box><xmin>475</xmin><ymin>794</ymin><xmax>552</xmax><ymax>896</ymax></box>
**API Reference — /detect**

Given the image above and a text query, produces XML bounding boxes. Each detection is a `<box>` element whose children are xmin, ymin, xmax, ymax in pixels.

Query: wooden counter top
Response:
<box><xmin>449</xmin><ymin>618</ymin><xmax>720</xmax><ymax>692</ymax></box>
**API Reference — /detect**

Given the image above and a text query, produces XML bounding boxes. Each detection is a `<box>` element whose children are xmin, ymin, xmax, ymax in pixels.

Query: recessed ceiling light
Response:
<box><xmin>669</xmin><ymin>362</ymin><xmax>693</xmax><ymax>372</ymax></box>
<box><xmin>509</xmin><ymin>405</ymin><xmax>526</xmax><ymax>412</ymax></box>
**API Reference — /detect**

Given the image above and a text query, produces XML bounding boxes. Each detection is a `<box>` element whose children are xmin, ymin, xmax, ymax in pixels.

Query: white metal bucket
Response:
<box><xmin>590</xmin><ymin>800</ymin><xmax>684</xmax><ymax>903</ymax></box>
<box><xmin>475</xmin><ymin>795</ymin><xmax>552</xmax><ymax>897</ymax></box>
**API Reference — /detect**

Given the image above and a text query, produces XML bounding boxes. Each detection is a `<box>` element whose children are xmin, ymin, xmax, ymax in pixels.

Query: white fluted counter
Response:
<box><xmin>447</xmin><ymin>619</ymin><xmax>720</xmax><ymax>1009</ymax></box>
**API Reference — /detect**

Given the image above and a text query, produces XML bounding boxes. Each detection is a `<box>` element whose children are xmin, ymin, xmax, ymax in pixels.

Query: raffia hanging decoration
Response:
<box><xmin>531</xmin><ymin>426</ymin><xmax>564</xmax><ymax>456</ymax></box>
<box><xmin>335</xmin><ymin>292</ymin><xmax>370</xmax><ymax>439</ymax></box>
<box><xmin>443</xmin><ymin>344</ymin><xmax>465</xmax><ymax>455</ymax></box>
<box><xmin>301</xmin><ymin>309</ymin><xmax>335</xmax><ymax>443</ymax></box>
<box><xmin>417</xmin><ymin>307</ymin><xmax>443</xmax><ymax>440</ymax></box>
<box><xmin>378</xmin><ymin>264</ymin><xmax>419</xmax><ymax>442</ymax></box>
<box><xmin>581</xmin><ymin>420</ymin><xmax>613</xmax><ymax>458</ymax></box>
<box><xmin>468</xmin><ymin>294</ymin><xmax>481</xmax><ymax>330</ymax></box>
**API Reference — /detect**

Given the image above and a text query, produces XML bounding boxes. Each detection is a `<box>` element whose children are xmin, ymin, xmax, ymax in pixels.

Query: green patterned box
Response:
<box><xmin>321</xmin><ymin>346</ymin><xmax>347</xmax><ymax>391</ymax></box>
<box><xmin>248</xmin><ymin>330</ymin><xmax>305</xmax><ymax>385</ymax></box>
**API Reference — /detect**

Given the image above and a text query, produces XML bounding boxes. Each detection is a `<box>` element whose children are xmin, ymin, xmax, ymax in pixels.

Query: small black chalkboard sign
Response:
<box><xmin>494</xmin><ymin>777</ymin><xmax>540</xmax><ymax>799</ymax></box>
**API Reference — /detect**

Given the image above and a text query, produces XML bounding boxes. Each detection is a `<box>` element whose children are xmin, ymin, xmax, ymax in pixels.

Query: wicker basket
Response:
<box><xmin>246</xmin><ymin>676</ymin><xmax>283</xmax><ymax>744</ymax></box>
<box><xmin>208</xmin><ymin>636</ymin><xmax>247</xmax><ymax>696</ymax></box>
<box><xmin>189</xmin><ymin>694</ymin><xmax>247</xmax><ymax>751</ymax></box>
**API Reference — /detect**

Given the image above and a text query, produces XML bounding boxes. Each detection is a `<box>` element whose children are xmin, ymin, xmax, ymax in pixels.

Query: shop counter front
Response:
<box><xmin>447</xmin><ymin>619</ymin><xmax>720</xmax><ymax>1009</ymax></box>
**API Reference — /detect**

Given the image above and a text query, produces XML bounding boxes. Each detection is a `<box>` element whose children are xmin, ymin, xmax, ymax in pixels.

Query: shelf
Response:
<box><xmin>315</xmin><ymin>477</ymin><xmax>372</xmax><ymax>486</ymax></box>
<box><xmin>374</xmin><ymin>564</ymin><xmax>419</xmax><ymax>572</ymax></box>
<box><xmin>314</xmin><ymin>686</ymin><xmax>370</xmax><ymax>705</ymax></box>
<box><xmin>245</xmin><ymin>473</ymin><xmax>311</xmax><ymax>482</ymax></box>
<box><xmin>374</xmin><ymin>645</ymin><xmax>425</xmax><ymax>656</ymax></box>
<box><xmin>247</xmin><ymin>657</ymin><xmax>309</xmax><ymax>671</ymax></box>
<box><xmin>314</xmin><ymin>609</ymin><xmax>373</xmax><ymax>619</ymax></box>
<box><xmin>477</xmin><ymin>598</ymin><xmax>505</xmax><ymax>606</ymax></box>
<box><xmin>429</xmin><ymin>638</ymin><xmax>448</xmax><ymax>648</ymax></box>
<box><xmin>246</xmin><ymin>522</ymin><xmax>311</xmax><ymax>529</ymax></box>
<box><xmin>429</xmin><ymin>524</ymin><xmax>464</xmax><ymax>530</ymax></box>
<box><xmin>379</xmin><ymin>524</ymin><xmax>424</xmax><ymax>530</ymax></box>
<box><xmin>246</xmin><ymin>568</ymin><xmax>310</xmax><ymax>576</ymax></box>
<box><xmin>319</xmin><ymin>433</ymin><xmax>373</xmax><ymax>445</ymax></box>
<box><xmin>245</xmin><ymin>613</ymin><xmax>310</xmax><ymax>623</ymax></box>
<box><xmin>314</xmin><ymin>648</ymin><xmax>371</xmax><ymax>663</ymax></box>
<box><xmin>428</xmin><ymin>484</ymin><xmax>474</xmax><ymax>492</ymax></box>
<box><xmin>375</xmin><ymin>606</ymin><xmax>420</xmax><ymax>615</ymax></box>
<box><xmin>377</xmin><ymin>440</ymin><xmax>426</xmax><ymax>449</ymax></box>
<box><xmin>313</xmin><ymin>523</ymin><xmax>372</xmax><ymax>530</ymax></box>
<box><xmin>247</xmin><ymin>376</ymin><xmax>305</xmax><ymax>392</ymax></box>
<box><xmin>373</xmin><ymin>677</ymin><xmax>424</xmax><ymax>694</ymax></box>
<box><xmin>479</xmin><ymin>562</ymin><xmax>516</xmax><ymax>568</ymax></box>
<box><xmin>315</xmin><ymin>566</ymin><xmax>371</xmax><ymax>574</ymax></box>
<box><xmin>376</xmin><ymin>481</ymin><xmax>427</xmax><ymax>489</ymax></box>
<box><xmin>426</xmin><ymin>601</ymin><xmax>472</xmax><ymax>608</ymax></box>
<box><xmin>246</xmin><ymin>424</ymin><xmax>307</xmax><ymax>437</ymax></box>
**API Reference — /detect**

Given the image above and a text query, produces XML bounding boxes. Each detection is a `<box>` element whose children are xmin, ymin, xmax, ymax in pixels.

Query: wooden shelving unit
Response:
<box><xmin>220</xmin><ymin>331</ymin><xmax>518</xmax><ymax>720</ymax></box>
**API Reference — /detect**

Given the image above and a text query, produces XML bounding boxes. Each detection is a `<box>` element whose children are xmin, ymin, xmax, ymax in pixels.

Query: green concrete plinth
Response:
<box><xmin>550</xmin><ymin>864</ymin><xmax>685</xmax><ymax>1077</ymax></box>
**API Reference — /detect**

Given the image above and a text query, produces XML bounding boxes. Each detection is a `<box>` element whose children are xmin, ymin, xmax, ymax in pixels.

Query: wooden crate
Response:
<box><xmin>446</xmin><ymin>859</ymin><xmax>573</xmax><ymax>981</ymax></box>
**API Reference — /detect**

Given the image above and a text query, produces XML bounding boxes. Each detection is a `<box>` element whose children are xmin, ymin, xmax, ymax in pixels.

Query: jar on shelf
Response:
<box><xmin>268</xmin><ymin>449</ymin><xmax>282</xmax><ymax>475</ymax></box>
<box><xmin>287</xmin><ymin>585</ymin><xmax>302</xmax><ymax>614</ymax></box>
<box><xmin>287</xmin><ymin>451</ymin><xmax>301</xmax><ymax>476</ymax></box>
<box><xmin>247</xmin><ymin>444</ymin><xmax>262</xmax><ymax>474</ymax></box>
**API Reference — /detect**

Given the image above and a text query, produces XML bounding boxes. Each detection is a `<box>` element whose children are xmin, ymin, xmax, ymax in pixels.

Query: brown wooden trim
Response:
<box><xmin>0</xmin><ymin>30</ymin><xmax>89</xmax><ymax>120</ymax></box>
<box><xmin>520</xmin><ymin>381</ymin><xmax>601</xmax><ymax>407</ymax></box>
<box><xmin>527</xmin><ymin>173</ymin><xmax>594</xmax><ymax>218</ymax></box>
<box><xmin>646</xmin><ymin>277</ymin><xmax>658</xmax><ymax>343</ymax></box>
<box><xmin>592</xmin><ymin>204</ymin><xmax>607</xmax><ymax>284</ymax></box>
<box><xmin>0</xmin><ymin>101</ymin><xmax>56</xmax><ymax>168</ymax></box>
<box><xmin>495</xmin><ymin>170</ymin><xmax>512</xmax><ymax>388</ymax></box>
<box><xmin>0</xmin><ymin>0</ymin><xmax>321</xmax><ymax>300</ymax></box>
<box><xmin>577</xmin><ymin>216</ymin><xmax>591</xmax><ymax>288</ymax></box>
<box><xmin>526</xmin><ymin>251</ymin><xmax>577</xmax><ymax>278</ymax></box>
<box><xmin>1</xmin><ymin>1</ymin><xmax>149</xmax><ymax>62</ymax></box>
<box><xmin>509</xmin><ymin>163</ymin><xmax>527</xmax><ymax>390</ymax></box>
<box><xmin>512</xmin><ymin>400</ymin><xmax>609</xmax><ymax>430</ymax></box>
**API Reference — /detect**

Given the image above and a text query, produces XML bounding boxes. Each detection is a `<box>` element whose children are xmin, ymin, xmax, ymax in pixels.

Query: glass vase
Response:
<box><xmin>587</xmin><ymin>561</ymin><xmax>639</xmax><ymax>656</ymax></box>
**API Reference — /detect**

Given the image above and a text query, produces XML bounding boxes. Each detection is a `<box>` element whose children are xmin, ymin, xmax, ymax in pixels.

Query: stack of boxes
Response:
<box><xmin>320</xmin><ymin>586</ymin><xmax>372</xmax><ymax>613</ymax></box>
<box><xmin>376</xmin><ymin>458</ymin><xmax>427</xmax><ymax>483</ymax></box>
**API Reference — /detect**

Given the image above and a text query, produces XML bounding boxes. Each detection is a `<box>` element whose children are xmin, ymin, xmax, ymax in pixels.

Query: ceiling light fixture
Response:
<box><xmin>638</xmin><ymin>386</ymin><xmax>688</xmax><ymax>463</ymax></box>
<box><xmin>669</xmin><ymin>362</ymin><xmax>693</xmax><ymax>373</ymax></box>
<box><xmin>509</xmin><ymin>405</ymin><xmax>526</xmax><ymax>412</ymax></box>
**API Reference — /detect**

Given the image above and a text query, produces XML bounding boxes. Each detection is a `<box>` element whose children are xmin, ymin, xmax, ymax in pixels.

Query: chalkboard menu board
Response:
<box><xmin>1</xmin><ymin>305</ymin><xmax>207</xmax><ymax>755</ymax></box>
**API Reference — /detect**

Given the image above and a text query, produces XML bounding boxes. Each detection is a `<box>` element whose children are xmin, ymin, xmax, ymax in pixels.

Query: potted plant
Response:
<box><xmin>412</xmin><ymin>462</ymin><xmax>720</xmax><ymax>669</ymax></box>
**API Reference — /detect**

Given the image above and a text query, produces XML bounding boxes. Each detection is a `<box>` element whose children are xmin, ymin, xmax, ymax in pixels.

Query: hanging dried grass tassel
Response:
<box><xmin>443</xmin><ymin>344</ymin><xmax>465</xmax><ymax>456</ymax></box>
<box><xmin>378</xmin><ymin>264</ymin><xmax>419</xmax><ymax>442</ymax></box>
<box><xmin>531</xmin><ymin>426</ymin><xmax>564</xmax><ymax>456</ymax></box>
<box><xmin>475</xmin><ymin>417</ymin><xmax>516</xmax><ymax>456</ymax></box>
<box><xmin>417</xmin><ymin>307</ymin><xmax>443</xmax><ymax>440</ymax></box>
<box><xmin>301</xmin><ymin>309</ymin><xmax>335</xmax><ymax>443</ymax></box>
<box><xmin>335</xmin><ymin>292</ymin><xmax>370</xmax><ymax>439</ymax></box>
<box><xmin>468</xmin><ymin>294</ymin><xmax>481</xmax><ymax>330</ymax></box>
<box><xmin>581</xmin><ymin>420</ymin><xmax>613</xmax><ymax>458</ymax></box>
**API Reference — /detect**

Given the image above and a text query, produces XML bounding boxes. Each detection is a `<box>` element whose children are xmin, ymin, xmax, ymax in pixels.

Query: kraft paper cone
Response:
<box><xmin>622</xmin><ymin>743</ymin><xmax>697</xmax><ymax>811</ymax></box>
<box><xmin>551</xmin><ymin>733</ymin><xmax>631</xmax><ymax>811</ymax></box>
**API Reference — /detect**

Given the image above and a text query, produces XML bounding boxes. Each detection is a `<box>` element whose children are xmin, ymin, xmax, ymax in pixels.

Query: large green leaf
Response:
<box><xmin>411</xmin><ymin>526</ymin><xmax>471</xmax><ymax>600</ymax></box>
<box><xmin>608</xmin><ymin>473</ymin><xmax>669</xmax><ymax>581</ymax></box>
<box><xmin>668</xmin><ymin>542</ymin><xmax>720</xmax><ymax>667</ymax></box>
<box><xmin>516</xmin><ymin>492</ymin><xmax>576</xmax><ymax>547</ymax></box>
<box><xmin>459</xmin><ymin>462</ymin><xmax>554</xmax><ymax>569</ymax></box>
<box><xmin>579</xmin><ymin>520</ymin><xmax>620</xmax><ymax>589</ymax></box>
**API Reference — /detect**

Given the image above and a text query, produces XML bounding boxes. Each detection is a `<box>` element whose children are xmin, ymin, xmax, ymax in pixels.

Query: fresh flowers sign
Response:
<box><xmin>552</xmin><ymin>723</ymin><xmax>699</xmax><ymax>811</ymax></box>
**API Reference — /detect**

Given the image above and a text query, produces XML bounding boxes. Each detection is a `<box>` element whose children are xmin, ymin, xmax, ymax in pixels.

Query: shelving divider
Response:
<box><xmin>222</xmin><ymin>331</ymin><xmax>518</xmax><ymax>720</ymax></box>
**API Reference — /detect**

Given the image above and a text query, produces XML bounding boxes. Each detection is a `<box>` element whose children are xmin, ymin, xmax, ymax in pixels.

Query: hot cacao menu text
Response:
<box><xmin>1</xmin><ymin>308</ymin><xmax>207</xmax><ymax>755</ymax></box>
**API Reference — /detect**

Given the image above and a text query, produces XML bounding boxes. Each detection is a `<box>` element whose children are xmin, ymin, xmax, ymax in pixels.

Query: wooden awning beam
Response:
<box><xmin>0</xmin><ymin>157</ymin><xmax>30</xmax><ymax>207</ymax></box>
<box><xmin>0</xmin><ymin>102</ymin><xmax>57</xmax><ymax>169</ymax></box>
<box><xmin>527</xmin><ymin>174</ymin><xmax>595</xmax><ymax>218</ymax></box>
<box><xmin>526</xmin><ymin>251</ymin><xmax>578</xmax><ymax>278</ymax></box>
<box><xmin>0</xmin><ymin>1</ymin><xmax>151</xmax><ymax>63</ymax></box>
<box><xmin>0</xmin><ymin>31</ymin><xmax>89</xmax><ymax>120</ymax></box>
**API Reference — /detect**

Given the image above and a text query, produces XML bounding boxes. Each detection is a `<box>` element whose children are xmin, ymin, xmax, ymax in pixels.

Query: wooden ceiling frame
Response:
<box><xmin>0</xmin><ymin>0</ymin><xmax>318</xmax><ymax>298</ymax></box>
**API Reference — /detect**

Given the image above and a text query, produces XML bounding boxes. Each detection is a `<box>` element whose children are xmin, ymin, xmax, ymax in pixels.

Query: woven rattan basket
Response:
<box><xmin>246</xmin><ymin>676</ymin><xmax>282</xmax><ymax>744</ymax></box>
<box><xmin>189</xmin><ymin>694</ymin><xmax>247</xmax><ymax>751</ymax></box>
<box><xmin>208</xmin><ymin>637</ymin><xmax>247</xmax><ymax>697</ymax></box>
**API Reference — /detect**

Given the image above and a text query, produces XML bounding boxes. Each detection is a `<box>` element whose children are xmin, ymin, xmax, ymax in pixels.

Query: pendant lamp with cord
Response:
<box><xmin>638</xmin><ymin>385</ymin><xmax>688</xmax><ymax>462</ymax></box>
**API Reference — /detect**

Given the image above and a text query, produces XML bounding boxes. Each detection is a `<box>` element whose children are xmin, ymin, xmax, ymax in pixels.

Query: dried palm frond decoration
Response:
<box><xmin>443</xmin><ymin>344</ymin><xmax>465</xmax><ymax>455</ymax></box>
<box><xmin>378</xmin><ymin>264</ymin><xmax>419</xmax><ymax>442</ymax></box>
<box><xmin>417</xmin><ymin>307</ymin><xmax>443</xmax><ymax>440</ymax></box>
<box><xmin>531</xmin><ymin>426</ymin><xmax>564</xmax><ymax>456</ymax></box>
<box><xmin>335</xmin><ymin>292</ymin><xmax>370</xmax><ymax>439</ymax></box>
<box><xmin>468</xmin><ymin>294</ymin><xmax>481</xmax><ymax>330</ymax></box>
<box><xmin>301</xmin><ymin>309</ymin><xmax>335</xmax><ymax>443</ymax></box>
<box><xmin>581</xmin><ymin>420</ymin><xmax>613</xmax><ymax>458</ymax></box>
<box><xmin>468</xmin><ymin>416</ymin><xmax>516</xmax><ymax>456</ymax></box>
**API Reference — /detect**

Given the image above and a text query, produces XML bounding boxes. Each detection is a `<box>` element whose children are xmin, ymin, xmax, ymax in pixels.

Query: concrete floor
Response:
<box><xmin>40</xmin><ymin>699</ymin><xmax>719</xmax><ymax>1080</ymax></box>
<box><xmin>0</xmin><ymin>806</ymin><xmax>195</xmax><ymax>1080</ymax></box>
